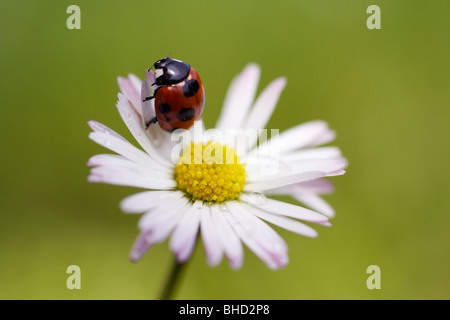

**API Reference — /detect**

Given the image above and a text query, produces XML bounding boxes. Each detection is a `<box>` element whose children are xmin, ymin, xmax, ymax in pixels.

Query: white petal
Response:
<box><xmin>264</xmin><ymin>178</ymin><xmax>336</xmax><ymax>216</ymax></box>
<box><xmin>129</xmin><ymin>230</ymin><xmax>153</xmax><ymax>262</ymax></box>
<box><xmin>128</xmin><ymin>73</ymin><xmax>144</xmax><ymax>98</ymax></box>
<box><xmin>116</xmin><ymin>94</ymin><xmax>173</xmax><ymax>167</ymax></box>
<box><xmin>88</xmin><ymin>166</ymin><xmax>176</xmax><ymax>189</ymax></box>
<box><xmin>117</xmin><ymin>76</ymin><xmax>141</xmax><ymax>113</ymax></box>
<box><xmin>296</xmin><ymin>179</ymin><xmax>335</xmax><ymax>194</ymax></box>
<box><xmin>88</xmin><ymin>120</ymin><xmax>127</xmax><ymax>141</ymax></box>
<box><xmin>145</xmin><ymin>69</ymin><xmax>158</xmax><ymax>92</ymax></box>
<box><xmin>266</xmin><ymin>179</ymin><xmax>335</xmax><ymax>195</ymax></box>
<box><xmin>147</xmin><ymin>210</ymin><xmax>185</xmax><ymax>244</ymax></box>
<box><xmin>245</xmin><ymin>171</ymin><xmax>326</xmax><ymax>192</ymax></box>
<box><xmin>227</xmin><ymin>202</ymin><xmax>288</xmax><ymax>253</ymax></box>
<box><xmin>312</xmin><ymin>129</ymin><xmax>336</xmax><ymax>146</ymax></box>
<box><xmin>225</xmin><ymin>202</ymin><xmax>288</xmax><ymax>269</ymax></box>
<box><xmin>293</xmin><ymin>193</ymin><xmax>335</xmax><ymax>218</ymax></box>
<box><xmin>200</xmin><ymin>208</ymin><xmax>224</xmax><ymax>266</ymax></box>
<box><xmin>326</xmin><ymin>169</ymin><xmax>346</xmax><ymax>176</ymax></box>
<box><xmin>215</xmin><ymin>64</ymin><xmax>260</xmax><ymax>131</ymax></box>
<box><xmin>242</xmin><ymin>77</ymin><xmax>287</xmax><ymax>147</ymax></box>
<box><xmin>89</xmin><ymin>163</ymin><xmax>171</xmax><ymax>184</ymax></box>
<box><xmin>88</xmin><ymin>131</ymin><xmax>159</xmax><ymax>167</ymax></box>
<box><xmin>170</xmin><ymin>201</ymin><xmax>203</xmax><ymax>262</ymax></box>
<box><xmin>287</xmin><ymin>159</ymin><xmax>348</xmax><ymax>174</ymax></box>
<box><xmin>87</xmin><ymin>154</ymin><xmax>172</xmax><ymax>177</ymax></box>
<box><xmin>140</xmin><ymin>79</ymin><xmax>155</xmax><ymax>129</ymax></box>
<box><xmin>210</xmin><ymin>204</ymin><xmax>244</xmax><ymax>269</ymax></box>
<box><xmin>242</xmin><ymin>203</ymin><xmax>318</xmax><ymax>238</ymax></box>
<box><xmin>120</xmin><ymin>190</ymin><xmax>178</xmax><ymax>213</ymax></box>
<box><xmin>139</xmin><ymin>195</ymin><xmax>190</xmax><ymax>244</ymax></box>
<box><xmin>245</xmin><ymin>158</ymin><xmax>346</xmax><ymax>192</ymax></box>
<box><xmin>138</xmin><ymin>191</ymin><xmax>186</xmax><ymax>230</ymax></box>
<box><xmin>241</xmin><ymin>196</ymin><xmax>328</xmax><ymax>224</ymax></box>
<box><xmin>281</xmin><ymin>147</ymin><xmax>342</xmax><ymax>162</ymax></box>
<box><xmin>247</xmin><ymin>158</ymin><xmax>347</xmax><ymax>181</ymax></box>
<box><xmin>87</xmin><ymin>154</ymin><xmax>133</xmax><ymax>167</ymax></box>
<box><xmin>255</xmin><ymin>120</ymin><xmax>333</xmax><ymax>156</ymax></box>
<box><xmin>244</xmin><ymin>155</ymin><xmax>284</xmax><ymax>176</ymax></box>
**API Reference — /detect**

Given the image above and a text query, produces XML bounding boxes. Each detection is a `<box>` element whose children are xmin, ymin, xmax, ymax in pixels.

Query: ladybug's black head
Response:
<box><xmin>153</xmin><ymin>57</ymin><xmax>190</xmax><ymax>86</ymax></box>
<box><xmin>153</xmin><ymin>57</ymin><xmax>172</xmax><ymax>69</ymax></box>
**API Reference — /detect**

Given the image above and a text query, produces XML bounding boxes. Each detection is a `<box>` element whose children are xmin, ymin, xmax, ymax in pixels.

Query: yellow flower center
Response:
<box><xmin>175</xmin><ymin>142</ymin><xmax>246</xmax><ymax>203</ymax></box>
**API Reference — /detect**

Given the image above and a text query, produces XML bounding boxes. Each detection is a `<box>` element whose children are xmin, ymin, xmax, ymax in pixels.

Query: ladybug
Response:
<box><xmin>143</xmin><ymin>57</ymin><xmax>205</xmax><ymax>132</ymax></box>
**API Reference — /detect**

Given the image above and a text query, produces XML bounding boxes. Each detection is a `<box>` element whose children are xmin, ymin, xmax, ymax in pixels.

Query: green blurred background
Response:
<box><xmin>0</xmin><ymin>0</ymin><xmax>448</xmax><ymax>300</ymax></box>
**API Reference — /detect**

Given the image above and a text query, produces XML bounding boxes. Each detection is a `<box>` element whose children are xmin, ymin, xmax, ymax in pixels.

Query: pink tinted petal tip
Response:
<box><xmin>129</xmin><ymin>231</ymin><xmax>153</xmax><ymax>263</ymax></box>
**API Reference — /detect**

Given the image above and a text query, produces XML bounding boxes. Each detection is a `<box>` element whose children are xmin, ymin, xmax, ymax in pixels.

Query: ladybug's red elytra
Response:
<box><xmin>143</xmin><ymin>57</ymin><xmax>205</xmax><ymax>132</ymax></box>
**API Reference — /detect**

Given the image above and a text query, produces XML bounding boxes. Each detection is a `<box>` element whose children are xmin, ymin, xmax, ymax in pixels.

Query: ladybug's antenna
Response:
<box><xmin>167</xmin><ymin>52</ymin><xmax>172</xmax><ymax>57</ymax></box>
<box><xmin>147</xmin><ymin>62</ymin><xmax>155</xmax><ymax>72</ymax></box>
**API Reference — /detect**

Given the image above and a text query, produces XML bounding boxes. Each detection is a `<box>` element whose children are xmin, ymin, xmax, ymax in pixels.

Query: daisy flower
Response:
<box><xmin>87</xmin><ymin>63</ymin><xmax>347</xmax><ymax>270</ymax></box>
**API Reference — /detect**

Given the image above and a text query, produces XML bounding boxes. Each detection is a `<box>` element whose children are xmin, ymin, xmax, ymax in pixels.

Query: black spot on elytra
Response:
<box><xmin>177</xmin><ymin>107</ymin><xmax>196</xmax><ymax>121</ymax></box>
<box><xmin>182</xmin><ymin>79</ymin><xmax>200</xmax><ymax>97</ymax></box>
<box><xmin>158</xmin><ymin>103</ymin><xmax>171</xmax><ymax>114</ymax></box>
<box><xmin>164</xmin><ymin>116</ymin><xmax>171</xmax><ymax>122</ymax></box>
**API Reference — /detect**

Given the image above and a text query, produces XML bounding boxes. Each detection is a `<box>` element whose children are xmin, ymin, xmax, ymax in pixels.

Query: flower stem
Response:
<box><xmin>159</xmin><ymin>256</ymin><xmax>186</xmax><ymax>300</ymax></box>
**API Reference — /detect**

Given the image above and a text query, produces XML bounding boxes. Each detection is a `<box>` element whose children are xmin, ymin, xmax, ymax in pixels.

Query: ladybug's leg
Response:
<box><xmin>143</xmin><ymin>87</ymin><xmax>159</xmax><ymax>102</ymax></box>
<box><xmin>145</xmin><ymin>117</ymin><xmax>158</xmax><ymax>129</ymax></box>
<box><xmin>142</xmin><ymin>94</ymin><xmax>155</xmax><ymax>102</ymax></box>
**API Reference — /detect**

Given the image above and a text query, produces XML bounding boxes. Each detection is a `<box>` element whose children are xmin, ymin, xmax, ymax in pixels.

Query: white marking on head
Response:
<box><xmin>155</xmin><ymin>68</ymin><xmax>164</xmax><ymax>79</ymax></box>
